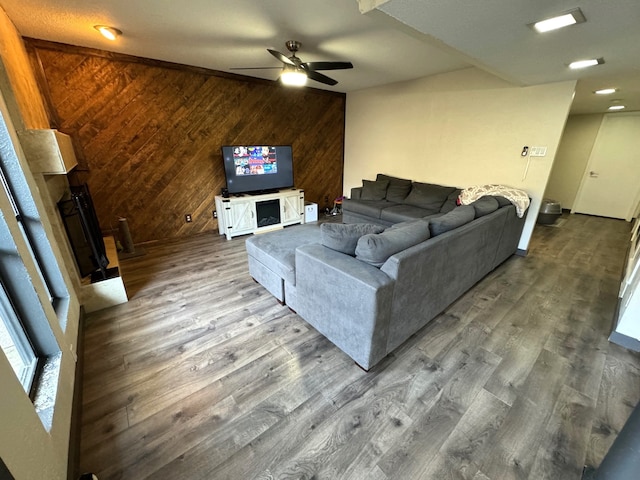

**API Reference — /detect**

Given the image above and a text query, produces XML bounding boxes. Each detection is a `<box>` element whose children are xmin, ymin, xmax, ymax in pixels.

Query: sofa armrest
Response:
<box><xmin>294</xmin><ymin>244</ymin><xmax>394</xmax><ymax>369</ymax></box>
<box><xmin>350</xmin><ymin>187</ymin><xmax>363</xmax><ymax>200</ymax></box>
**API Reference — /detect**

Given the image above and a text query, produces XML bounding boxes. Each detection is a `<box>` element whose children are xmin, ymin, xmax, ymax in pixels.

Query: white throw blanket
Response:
<box><xmin>459</xmin><ymin>185</ymin><xmax>530</xmax><ymax>218</ymax></box>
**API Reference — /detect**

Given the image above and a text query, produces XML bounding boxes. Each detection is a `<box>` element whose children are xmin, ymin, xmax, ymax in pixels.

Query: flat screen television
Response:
<box><xmin>221</xmin><ymin>145</ymin><xmax>294</xmax><ymax>195</ymax></box>
<box><xmin>57</xmin><ymin>184</ymin><xmax>112</xmax><ymax>281</ymax></box>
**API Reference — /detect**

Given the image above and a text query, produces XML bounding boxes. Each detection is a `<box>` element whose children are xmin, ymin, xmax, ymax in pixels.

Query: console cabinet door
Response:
<box><xmin>281</xmin><ymin>191</ymin><xmax>303</xmax><ymax>225</ymax></box>
<box><xmin>228</xmin><ymin>199</ymin><xmax>255</xmax><ymax>235</ymax></box>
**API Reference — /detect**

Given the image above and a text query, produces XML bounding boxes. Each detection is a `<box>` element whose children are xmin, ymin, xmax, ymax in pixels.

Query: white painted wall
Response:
<box><xmin>344</xmin><ymin>67</ymin><xmax>576</xmax><ymax>250</ymax></box>
<box><xmin>545</xmin><ymin>114</ymin><xmax>603</xmax><ymax>210</ymax></box>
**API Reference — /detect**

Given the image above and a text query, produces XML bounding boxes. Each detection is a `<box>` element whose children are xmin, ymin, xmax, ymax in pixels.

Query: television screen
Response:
<box><xmin>222</xmin><ymin>145</ymin><xmax>294</xmax><ymax>194</ymax></box>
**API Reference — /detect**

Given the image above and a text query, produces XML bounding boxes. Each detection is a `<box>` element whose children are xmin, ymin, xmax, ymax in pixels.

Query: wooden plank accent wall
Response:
<box><xmin>26</xmin><ymin>39</ymin><xmax>345</xmax><ymax>244</ymax></box>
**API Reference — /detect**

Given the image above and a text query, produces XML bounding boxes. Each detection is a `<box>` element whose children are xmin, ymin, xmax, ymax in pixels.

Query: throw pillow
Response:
<box><xmin>429</xmin><ymin>205</ymin><xmax>475</xmax><ymax>236</ymax></box>
<box><xmin>361</xmin><ymin>179</ymin><xmax>389</xmax><ymax>200</ymax></box>
<box><xmin>404</xmin><ymin>182</ymin><xmax>457</xmax><ymax>211</ymax></box>
<box><xmin>471</xmin><ymin>196</ymin><xmax>499</xmax><ymax>218</ymax></box>
<box><xmin>355</xmin><ymin>220</ymin><xmax>431</xmax><ymax>267</ymax></box>
<box><xmin>321</xmin><ymin>223</ymin><xmax>385</xmax><ymax>256</ymax></box>
<box><xmin>376</xmin><ymin>173</ymin><xmax>412</xmax><ymax>203</ymax></box>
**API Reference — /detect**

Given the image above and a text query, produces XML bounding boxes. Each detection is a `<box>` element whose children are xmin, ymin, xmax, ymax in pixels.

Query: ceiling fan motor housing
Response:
<box><xmin>285</xmin><ymin>40</ymin><xmax>301</xmax><ymax>53</ymax></box>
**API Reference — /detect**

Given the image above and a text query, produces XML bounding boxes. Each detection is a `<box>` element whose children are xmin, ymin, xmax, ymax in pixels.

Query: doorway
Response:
<box><xmin>572</xmin><ymin>112</ymin><xmax>640</xmax><ymax>221</ymax></box>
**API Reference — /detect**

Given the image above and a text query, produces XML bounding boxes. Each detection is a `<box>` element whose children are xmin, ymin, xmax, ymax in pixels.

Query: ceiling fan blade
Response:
<box><xmin>268</xmin><ymin>49</ymin><xmax>295</xmax><ymax>66</ymax></box>
<box><xmin>302</xmin><ymin>61</ymin><xmax>353</xmax><ymax>71</ymax></box>
<box><xmin>229</xmin><ymin>67</ymin><xmax>282</xmax><ymax>70</ymax></box>
<box><xmin>306</xmin><ymin>70</ymin><xmax>338</xmax><ymax>86</ymax></box>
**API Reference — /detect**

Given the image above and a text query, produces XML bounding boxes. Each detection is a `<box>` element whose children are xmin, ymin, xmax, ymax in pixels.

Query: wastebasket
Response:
<box><xmin>537</xmin><ymin>198</ymin><xmax>562</xmax><ymax>225</ymax></box>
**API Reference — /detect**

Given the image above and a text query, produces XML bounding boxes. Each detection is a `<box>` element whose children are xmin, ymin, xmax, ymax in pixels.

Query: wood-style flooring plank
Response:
<box><xmin>527</xmin><ymin>384</ymin><xmax>594</xmax><ymax>480</ymax></box>
<box><xmin>477</xmin><ymin>348</ymin><xmax>571</xmax><ymax>480</ymax></box>
<box><xmin>425</xmin><ymin>388</ymin><xmax>511</xmax><ymax>480</ymax></box>
<box><xmin>585</xmin><ymin>344</ymin><xmax>640</xmax><ymax>468</ymax></box>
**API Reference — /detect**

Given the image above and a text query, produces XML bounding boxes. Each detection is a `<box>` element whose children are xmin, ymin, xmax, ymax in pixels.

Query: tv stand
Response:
<box><xmin>215</xmin><ymin>188</ymin><xmax>305</xmax><ymax>240</ymax></box>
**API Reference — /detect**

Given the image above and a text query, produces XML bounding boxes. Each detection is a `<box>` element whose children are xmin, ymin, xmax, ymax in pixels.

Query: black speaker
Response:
<box><xmin>221</xmin><ymin>187</ymin><xmax>229</xmax><ymax>198</ymax></box>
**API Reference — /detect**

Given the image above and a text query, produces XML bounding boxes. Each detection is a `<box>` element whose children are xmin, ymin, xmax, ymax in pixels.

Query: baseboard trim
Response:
<box><xmin>67</xmin><ymin>306</ymin><xmax>86</xmax><ymax>480</ymax></box>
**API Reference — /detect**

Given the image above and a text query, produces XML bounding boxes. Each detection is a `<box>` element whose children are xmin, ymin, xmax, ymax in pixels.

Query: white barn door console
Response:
<box><xmin>215</xmin><ymin>188</ymin><xmax>305</xmax><ymax>240</ymax></box>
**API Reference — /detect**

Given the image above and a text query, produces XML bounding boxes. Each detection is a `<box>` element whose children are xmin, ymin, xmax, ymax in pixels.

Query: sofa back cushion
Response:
<box><xmin>440</xmin><ymin>188</ymin><xmax>462</xmax><ymax>213</ymax></box>
<box><xmin>429</xmin><ymin>205</ymin><xmax>475</xmax><ymax>236</ymax></box>
<box><xmin>376</xmin><ymin>174</ymin><xmax>412</xmax><ymax>203</ymax></box>
<box><xmin>360</xmin><ymin>179</ymin><xmax>389</xmax><ymax>200</ymax></box>
<box><xmin>355</xmin><ymin>220</ymin><xmax>431</xmax><ymax>267</ymax></box>
<box><xmin>321</xmin><ymin>223</ymin><xmax>385</xmax><ymax>256</ymax></box>
<box><xmin>404</xmin><ymin>182</ymin><xmax>456</xmax><ymax>211</ymax></box>
<box><xmin>471</xmin><ymin>196</ymin><xmax>499</xmax><ymax>218</ymax></box>
<box><xmin>494</xmin><ymin>195</ymin><xmax>512</xmax><ymax>207</ymax></box>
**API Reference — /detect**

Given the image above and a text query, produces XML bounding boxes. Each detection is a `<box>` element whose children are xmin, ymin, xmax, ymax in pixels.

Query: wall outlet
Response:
<box><xmin>213</xmin><ymin>210</ymin><xmax>217</xmax><ymax>219</ymax></box>
<box><xmin>185</xmin><ymin>214</ymin><xmax>192</xmax><ymax>223</ymax></box>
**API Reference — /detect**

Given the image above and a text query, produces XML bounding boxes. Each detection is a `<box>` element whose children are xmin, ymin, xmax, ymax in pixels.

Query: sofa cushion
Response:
<box><xmin>429</xmin><ymin>205</ymin><xmax>475</xmax><ymax>236</ymax></box>
<box><xmin>361</xmin><ymin>179</ymin><xmax>389</xmax><ymax>200</ymax></box>
<box><xmin>404</xmin><ymin>182</ymin><xmax>456</xmax><ymax>211</ymax></box>
<box><xmin>342</xmin><ymin>198</ymin><xmax>394</xmax><ymax>219</ymax></box>
<box><xmin>440</xmin><ymin>188</ymin><xmax>462</xmax><ymax>213</ymax></box>
<box><xmin>376</xmin><ymin>174</ymin><xmax>412</xmax><ymax>203</ymax></box>
<box><xmin>355</xmin><ymin>220</ymin><xmax>431</xmax><ymax>267</ymax></box>
<box><xmin>379</xmin><ymin>204</ymin><xmax>439</xmax><ymax>223</ymax></box>
<box><xmin>320</xmin><ymin>223</ymin><xmax>385</xmax><ymax>256</ymax></box>
<box><xmin>245</xmin><ymin>224</ymin><xmax>322</xmax><ymax>285</ymax></box>
<box><xmin>472</xmin><ymin>196</ymin><xmax>499</xmax><ymax>218</ymax></box>
<box><xmin>494</xmin><ymin>195</ymin><xmax>511</xmax><ymax>208</ymax></box>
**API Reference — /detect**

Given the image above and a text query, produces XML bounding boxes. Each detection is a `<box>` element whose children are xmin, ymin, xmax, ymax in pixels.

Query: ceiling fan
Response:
<box><xmin>232</xmin><ymin>40</ymin><xmax>353</xmax><ymax>86</ymax></box>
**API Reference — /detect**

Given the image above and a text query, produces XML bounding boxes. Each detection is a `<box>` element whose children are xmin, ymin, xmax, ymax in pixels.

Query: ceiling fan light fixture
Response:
<box><xmin>94</xmin><ymin>25</ymin><xmax>122</xmax><ymax>41</ymax></box>
<box><xmin>569</xmin><ymin>58</ymin><xmax>604</xmax><ymax>70</ymax></box>
<box><xmin>531</xmin><ymin>8</ymin><xmax>586</xmax><ymax>33</ymax></box>
<box><xmin>280</xmin><ymin>68</ymin><xmax>307</xmax><ymax>87</ymax></box>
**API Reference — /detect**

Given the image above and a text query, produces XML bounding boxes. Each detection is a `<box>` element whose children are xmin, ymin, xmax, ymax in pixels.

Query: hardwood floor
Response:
<box><xmin>79</xmin><ymin>214</ymin><xmax>640</xmax><ymax>480</ymax></box>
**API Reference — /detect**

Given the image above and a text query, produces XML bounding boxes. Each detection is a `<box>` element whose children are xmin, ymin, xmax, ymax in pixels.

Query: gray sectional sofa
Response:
<box><xmin>245</xmin><ymin>174</ymin><xmax>527</xmax><ymax>370</ymax></box>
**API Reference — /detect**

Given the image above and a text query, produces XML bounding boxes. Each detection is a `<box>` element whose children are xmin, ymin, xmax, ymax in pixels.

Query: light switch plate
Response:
<box><xmin>530</xmin><ymin>146</ymin><xmax>547</xmax><ymax>157</ymax></box>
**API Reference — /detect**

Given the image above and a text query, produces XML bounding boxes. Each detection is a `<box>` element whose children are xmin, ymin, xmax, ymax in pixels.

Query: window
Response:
<box><xmin>0</xmin><ymin>104</ymin><xmax>66</xmax><ymax>427</ymax></box>
<box><xmin>0</xmin><ymin>283</ymin><xmax>37</xmax><ymax>393</ymax></box>
<box><xmin>0</xmin><ymin>150</ymin><xmax>68</xmax><ymax>324</ymax></box>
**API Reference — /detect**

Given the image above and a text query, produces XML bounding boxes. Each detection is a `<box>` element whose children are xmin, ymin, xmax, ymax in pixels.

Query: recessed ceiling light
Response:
<box><xmin>569</xmin><ymin>58</ymin><xmax>604</xmax><ymax>70</ymax></box>
<box><xmin>94</xmin><ymin>25</ymin><xmax>122</xmax><ymax>41</ymax></box>
<box><xmin>608</xmin><ymin>105</ymin><xmax>625</xmax><ymax>110</ymax></box>
<box><xmin>594</xmin><ymin>88</ymin><xmax>617</xmax><ymax>95</ymax></box>
<box><xmin>531</xmin><ymin>8</ymin><xmax>586</xmax><ymax>33</ymax></box>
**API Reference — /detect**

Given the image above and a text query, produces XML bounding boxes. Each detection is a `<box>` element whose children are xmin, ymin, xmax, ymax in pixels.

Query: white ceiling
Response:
<box><xmin>1</xmin><ymin>0</ymin><xmax>639</xmax><ymax>114</ymax></box>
